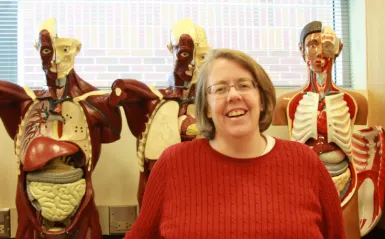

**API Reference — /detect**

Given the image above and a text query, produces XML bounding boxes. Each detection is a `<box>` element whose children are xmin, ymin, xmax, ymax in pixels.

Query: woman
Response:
<box><xmin>123</xmin><ymin>49</ymin><xmax>346</xmax><ymax>238</ymax></box>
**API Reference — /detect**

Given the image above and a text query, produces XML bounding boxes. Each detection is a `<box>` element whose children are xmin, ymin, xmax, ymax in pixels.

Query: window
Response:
<box><xmin>0</xmin><ymin>0</ymin><xmax>17</xmax><ymax>84</ymax></box>
<box><xmin>14</xmin><ymin>0</ymin><xmax>350</xmax><ymax>88</ymax></box>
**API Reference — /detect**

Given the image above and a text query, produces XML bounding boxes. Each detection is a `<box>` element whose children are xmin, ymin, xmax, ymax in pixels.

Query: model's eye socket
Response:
<box><xmin>42</xmin><ymin>49</ymin><xmax>51</xmax><ymax>54</ymax></box>
<box><xmin>180</xmin><ymin>52</ymin><xmax>190</xmax><ymax>57</ymax></box>
<box><xmin>63</xmin><ymin>46</ymin><xmax>70</xmax><ymax>53</ymax></box>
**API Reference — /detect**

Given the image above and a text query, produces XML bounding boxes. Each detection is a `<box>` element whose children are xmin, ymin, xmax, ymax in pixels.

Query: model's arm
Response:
<box><xmin>272</xmin><ymin>91</ymin><xmax>298</xmax><ymax>126</ymax></box>
<box><xmin>344</xmin><ymin>89</ymin><xmax>368</xmax><ymax>125</ymax></box>
<box><xmin>109</xmin><ymin>79</ymin><xmax>160</xmax><ymax>138</ymax></box>
<box><xmin>0</xmin><ymin>80</ymin><xmax>33</xmax><ymax>138</ymax></box>
<box><xmin>83</xmin><ymin>93</ymin><xmax>123</xmax><ymax>144</ymax></box>
<box><xmin>272</xmin><ymin>94</ymin><xmax>289</xmax><ymax>125</ymax></box>
<box><xmin>109</xmin><ymin>79</ymin><xmax>163</xmax><ymax>208</ymax></box>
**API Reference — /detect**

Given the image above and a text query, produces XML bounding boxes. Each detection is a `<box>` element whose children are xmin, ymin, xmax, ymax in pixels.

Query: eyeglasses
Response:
<box><xmin>206</xmin><ymin>80</ymin><xmax>257</xmax><ymax>97</ymax></box>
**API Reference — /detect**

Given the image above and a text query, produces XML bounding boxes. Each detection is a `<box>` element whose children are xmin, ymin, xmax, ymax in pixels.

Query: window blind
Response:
<box><xmin>17</xmin><ymin>0</ymin><xmax>350</xmax><ymax>88</ymax></box>
<box><xmin>0</xmin><ymin>0</ymin><xmax>17</xmax><ymax>84</ymax></box>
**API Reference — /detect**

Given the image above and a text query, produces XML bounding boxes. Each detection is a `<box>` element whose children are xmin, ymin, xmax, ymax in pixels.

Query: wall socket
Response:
<box><xmin>109</xmin><ymin>205</ymin><xmax>137</xmax><ymax>235</ymax></box>
<box><xmin>0</xmin><ymin>208</ymin><xmax>10</xmax><ymax>238</ymax></box>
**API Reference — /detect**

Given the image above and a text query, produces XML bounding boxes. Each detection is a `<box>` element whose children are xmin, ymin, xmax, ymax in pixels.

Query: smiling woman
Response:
<box><xmin>195</xmin><ymin>49</ymin><xmax>276</xmax><ymax>143</ymax></box>
<box><xmin>123</xmin><ymin>49</ymin><xmax>347</xmax><ymax>239</ymax></box>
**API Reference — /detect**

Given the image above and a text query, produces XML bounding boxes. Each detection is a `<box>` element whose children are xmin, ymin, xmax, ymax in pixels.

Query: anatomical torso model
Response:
<box><xmin>135</xmin><ymin>19</ymin><xmax>211</xmax><ymax>207</ymax></box>
<box><xmin>272</xmin><ymin>21</ymin><xmax>385</xmax><ymax>238</ymax></box>
<box><xmin>0</xmin><ymin>18</ymin><xmax>159</xmax><ymax>239</ymax></box>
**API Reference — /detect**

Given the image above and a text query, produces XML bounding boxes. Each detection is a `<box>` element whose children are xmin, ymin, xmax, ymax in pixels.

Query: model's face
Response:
<box><xmin>172</xmin><ymin>34</ymin><xmax>195</xmax><ymax>84</ymax></box>
<box><xmin>37</xmin><ymin>33</ymin><xmax>80</xmax><ymax>83</ymax></box>
<box><xmin>304</xmin><ymin>32</ymin><xmax>334</xmax><ymax>73</ymax></box>
<box><xmin>206</xmin><ymin>59</ymin><xmax>261</xmax><ymax>140</ymax></box>
<box><xmin>49</xmin><ymin>38</ymin><xmax>79</xmax><ymax>80</ymax></box>
<box><xmin>191</xmin><ymin>45</ymin><xmax>211</xmax><ymax>84</ymax></box>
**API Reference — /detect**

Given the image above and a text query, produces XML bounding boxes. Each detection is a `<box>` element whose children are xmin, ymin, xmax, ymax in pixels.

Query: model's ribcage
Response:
<box><xmin>291</xmin><ymin>92</ymin><xmax>354</xmax><ymax>203</ymax></box>
<box><xmin>291</xmin><ymin>92</ymin><xmax>318</xmax><ymax>144</ymax></box>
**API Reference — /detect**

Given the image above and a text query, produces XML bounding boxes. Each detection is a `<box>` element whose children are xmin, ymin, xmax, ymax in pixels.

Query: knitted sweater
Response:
<box><xmin>124</xmin><ymin>138</ymin><xmax>346</xmax><ymax>239</ymax></box>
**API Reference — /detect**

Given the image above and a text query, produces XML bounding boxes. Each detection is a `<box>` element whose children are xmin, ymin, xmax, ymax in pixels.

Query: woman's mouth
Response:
<box><xmin>226</xmin><ymin>109</ymin><xmax>247</xmax><ymax>118</ymax></box>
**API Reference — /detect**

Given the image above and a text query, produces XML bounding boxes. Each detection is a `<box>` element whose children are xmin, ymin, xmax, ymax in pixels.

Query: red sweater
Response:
<box><xmin>124</xmin><ymin>138</ymin><xmax>346</xmax><ymax>239</ymax></box>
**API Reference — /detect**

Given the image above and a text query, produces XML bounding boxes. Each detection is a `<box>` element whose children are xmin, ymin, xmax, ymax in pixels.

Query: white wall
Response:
<box><xmin>365</xmin><ymin>0</ymin><xmax>385</xmax><ymax>228</ymax></box>
<box><xmin>349</xmin><ymin>0</ymin><xmax>367</xmax><ymax>90</ymax></box>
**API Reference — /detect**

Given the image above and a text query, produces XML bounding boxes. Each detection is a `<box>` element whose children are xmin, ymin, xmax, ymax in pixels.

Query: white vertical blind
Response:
<box><xmin>13</xmin><ymin>0</ymin><xmax>351</xmax><ymax>88</ymax></box>
<box><xmin>0</xmin><ymin>0</ymin><xmax>17</xmax><ymax>83</ymax></box>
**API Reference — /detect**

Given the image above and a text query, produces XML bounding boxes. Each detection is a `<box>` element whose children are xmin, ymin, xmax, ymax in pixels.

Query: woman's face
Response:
<box><xmin>206</xmin><ymin>58</ymin><xmax>262</xmax><ymax>140</ymax></box>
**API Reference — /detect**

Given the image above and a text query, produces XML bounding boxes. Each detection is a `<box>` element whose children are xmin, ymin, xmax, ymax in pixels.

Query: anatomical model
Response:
<box><xmin>135</xmin><ymin>19</ymin><xmax>211</xmax><ymax>207</ymax></box>
<box><xmin>0</xmin><ymin>18</ymin><xmax>159</xmax><ymax>239</ymax></box>
<box><xmin>272</xmin><ymin>21</ymin><xmax>385</xmax><ymax>238</ymax></box>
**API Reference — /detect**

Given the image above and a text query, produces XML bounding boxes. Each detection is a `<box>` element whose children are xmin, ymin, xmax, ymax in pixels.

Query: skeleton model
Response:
<box><xmin>272</xmin><ymin>21</ymin><xmax>385</xmax><ymax>238</ymax></box>
<box><xmin>0</xmin><ymin>18</ymin><xmax>159</xmax><ymax>239</ymax></box>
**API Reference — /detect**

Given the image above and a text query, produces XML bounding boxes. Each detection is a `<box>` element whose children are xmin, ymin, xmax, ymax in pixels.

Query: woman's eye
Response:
<box><xmin>180</xmin><ymin>52</ymin><xmax>189</xmax><ymax>57</ymax></box>
<box><xmin>215</xmin><ymin>86</ymin><xmax>227</xmax><ymax>94</ymax></box>
<box><xmin>42</xmin><ymin>49</ymin><xmax>51</xmax><ymax>54</ymax></box>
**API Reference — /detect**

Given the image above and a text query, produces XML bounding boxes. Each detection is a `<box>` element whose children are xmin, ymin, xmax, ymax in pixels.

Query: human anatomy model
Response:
<box><xmin>135</xmin><ymin>19</ymin><xmax>211</xmax><ymax>207</ymax></box>
<box><xmin>0</xmin><ymin>18</ymin><xmax>159</xmax><ymax>239</ymax></box>
<box><xmin>272</xmin><ymin>21</ymin><xmax>385</xmax><ymax>238</ymax></box>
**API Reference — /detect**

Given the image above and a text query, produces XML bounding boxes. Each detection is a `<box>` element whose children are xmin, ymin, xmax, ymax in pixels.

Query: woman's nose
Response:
<box><xmin>226</xmin><ymin>86</ymin><xmax>241</xmax><ymax>102</ymax></box>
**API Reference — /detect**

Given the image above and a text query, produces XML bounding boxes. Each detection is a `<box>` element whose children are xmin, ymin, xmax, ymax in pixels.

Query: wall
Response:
<box><xmin>365</xmin><ymin>0</ymin><xmax>385</xmax><ymax>228</ymax></box>
<box><xmin>349</xmin><ymin>0</ymin><xmax>367</xmax><ymax>90</ymax></box>
<box><xmin>366</xmin><ymin>0</ymin><xmax>385</xmax><ymax>127</ymax></box>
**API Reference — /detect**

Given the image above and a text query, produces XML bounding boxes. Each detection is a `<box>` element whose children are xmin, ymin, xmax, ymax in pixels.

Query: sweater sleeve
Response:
<box><xmin>317</xmin><ymin>158</ymin><xmax>347</xmax><ymax>239</ymax></box>
<box><xmin>123</xmin><ymin>149</ymin><xmax>170</xmax><ymax>239</ymax></box>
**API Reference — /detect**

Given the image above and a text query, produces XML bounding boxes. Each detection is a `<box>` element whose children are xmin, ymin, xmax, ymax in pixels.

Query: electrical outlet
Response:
<box><xmin>109</xmin><ymin>205</ymin><xmax>137</xmax><ymax>235</ymax></box>
<box><xmin>0</xmin><ymin>208</ymin><xmax>10</xmax><ymax>238</ymax></box>
<box><xmin>112</xmin><ymin>221</ymin><xmax>131</xmax><ymax>231</ymax></box>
